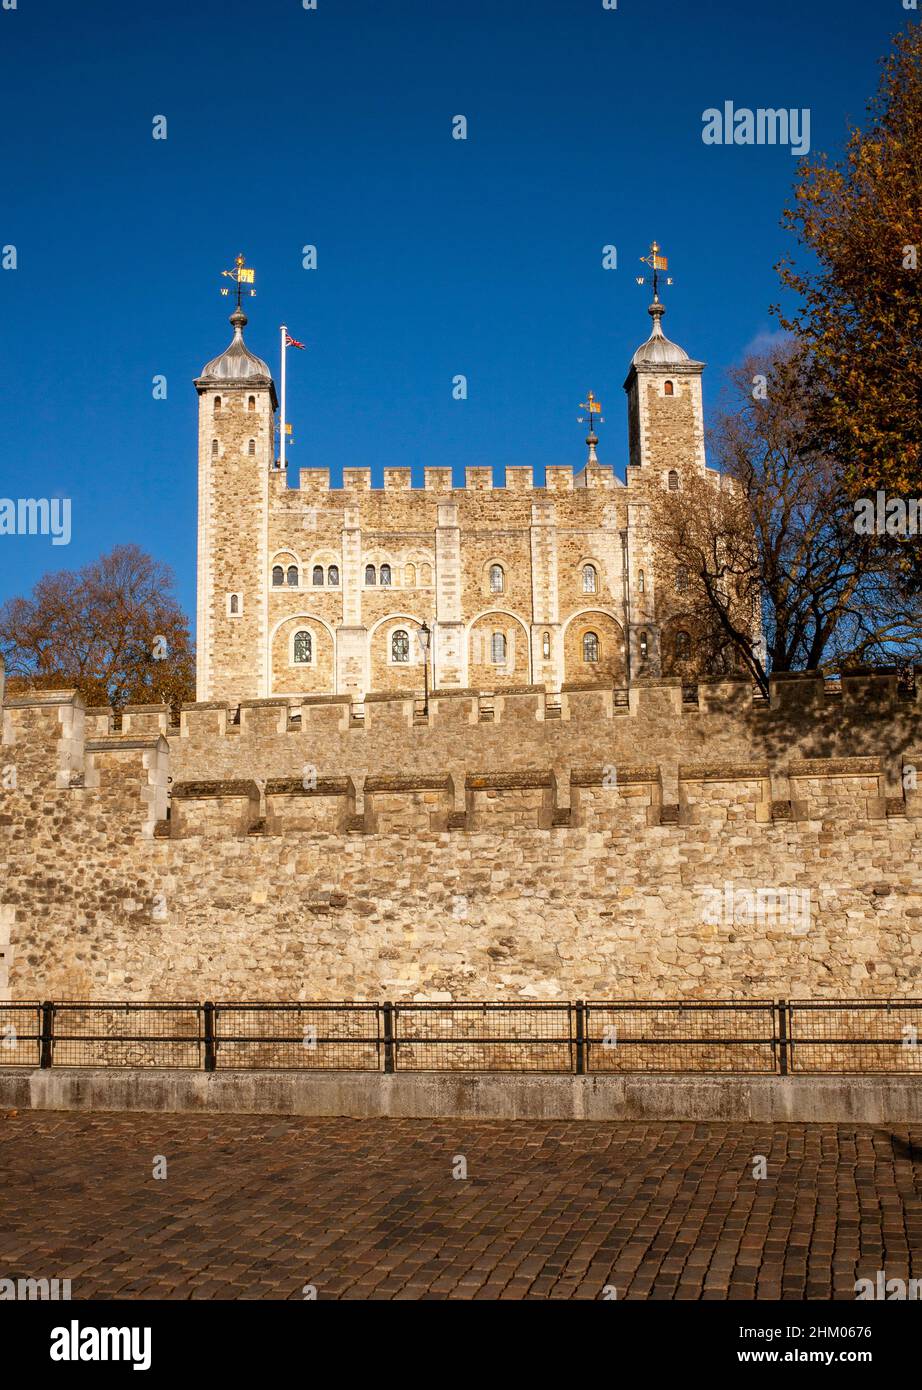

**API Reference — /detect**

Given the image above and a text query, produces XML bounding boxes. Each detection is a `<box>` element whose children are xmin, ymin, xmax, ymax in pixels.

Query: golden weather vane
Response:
<box><xmin>220</xmin><ymin>252</ymin><xmax>257</xmax><ymax>308</ymax></box>
<box><xmin>578</xmin><ymin>391</ymin><xmax>604</xmax><ymax>464</ymax></box>
<box><xmin>635</xmin><ymin>240</ymin><xmax>674</xmax><ymax>300</ymax></box>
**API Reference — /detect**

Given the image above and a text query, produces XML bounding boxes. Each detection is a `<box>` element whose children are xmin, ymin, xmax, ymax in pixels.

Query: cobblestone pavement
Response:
<box><xmin>1</xmin><ymin>1112</ymin><xmax>921</xmax><ymax>1300</ymax></box>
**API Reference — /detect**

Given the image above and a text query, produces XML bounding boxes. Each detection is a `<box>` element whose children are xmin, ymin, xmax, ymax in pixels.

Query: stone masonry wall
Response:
<box><xmin>113</xmin><ymin>670</ymin><xmax>922</xmax><ymax>805</ymax></box>
<box><xmin>3</xmin><ymin>674</ymin><xmax>922</xmax><ymax>1004</ymax></box>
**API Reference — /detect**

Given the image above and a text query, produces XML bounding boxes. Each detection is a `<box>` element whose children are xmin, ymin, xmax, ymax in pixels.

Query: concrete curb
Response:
<box><xmin>2</xmin><ymin>1070</ymin><xmax>922</xmax><ymax>1122</ymax></box>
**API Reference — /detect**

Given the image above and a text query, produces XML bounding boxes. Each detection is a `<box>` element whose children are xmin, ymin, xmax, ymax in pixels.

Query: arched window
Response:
<box><xmin>392</xmin><ymin>629</ymin><xmax>410</xmax><ymax>663</ymax></box>
<box><xmin>365</xmin><ymin>564</ymin><xmax>376</xmax><ymax>586</ymax></box>
<box><xmin>214</xmin><ymin>396</ymin><xmax>222</xmax><ymax>412</ymax></box>
<box><xmin>282</xmin><ymin>565</ymin><xmax>295</xmax><ymax>587</ymax></box>
<box><xmin>327</xmin><ymin>565</ymin><xmax>339</xmax><ymax>586</ymax></box>
<box><xmin>542</xmin><ymin>631</ymin><xmax>551</xmax><ymax>659</ymax></box>
<box><xmin>639</xmin><ymin>630</ymin><xmax>649</xmax><ymax>660</ymax></box>
<box><xmin>489</xmin><ymin>564</ymin><xmax>504</xmax><ymax>594</ymax></box>
<box><xmin>212</xmin><ymin>439</ymin><xmax>219</xmax><ymax>457</ymax></box>
<box><xmin>247</xmin><ymin>439</ymin><xmax>256</xmax><ymax>456</ymax></box>
<box><xmin>312</xmin><ymin>565</ymin><xmax>324</xmax><ymax>586</ymax></box>
<box><xmin>582</xmin><ymin>564</ymin><xmax>598</xmax><ymax>594</ymax></box>
<box><xmin>668</xmin><ymin>470</ymin><xmax>679</xmax><ymax>491</ymax></box>
<box><xmin>420</xmin><ymin>563</ymin><xmax>433</xmax><ymax>585</ymax></box>
<box><xmin>491</xmin><ymin>631</ymin><xmax>506</xmax><ymax>664</ymax></box>
<box><xmin>675</xmin><ymin>630</ymin><xmax>691</xmax><ymax>661</ymax></box>
<box><xmin>380</xmin><ymin>564</ymin><xmax>392</xmax><ymax>587</ymax></box>
<box><xmin>404</xmin><ymin>564</ymin><xmax>416</xmax><ymax>587</ymax></box>
<box><xmin>229</xmin><ymin>593</ymin><xmax>239</xmax><ymax>615</ymax></box>
<box><xmin>664</xmin><ymin>380</ymin><xmax>675</xmax><ymax>396</ymax></box>
<box><xmin>247</xmin><ymin>395</ymin><xmax>256</xmax><ymax>412</ymax></box>
<box><xmin>293</xmin><ymin>630</ymin><xmax>312</xmax><ymax>665</ymax></box>
<box><xmin>675</xmin><ymin>565</ymin><xmax>689</xmax><ymax>593</ymax></box>
<box><xmin>583</xmin><ymin>631</ymin><xmax>600</xmax><ymax>663</ymax></box>
<box><xmin>638</xmin><ymin>569</ymin><xmax>645</xmax><ymax>594</ymax></box>
<box><xmin>272</xmin><ymin>565</ymin><xmax>284</xmax><ymax>587</ymax></box>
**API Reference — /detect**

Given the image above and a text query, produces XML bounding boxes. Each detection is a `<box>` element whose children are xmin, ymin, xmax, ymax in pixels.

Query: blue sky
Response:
<box><xmin>0</xmin><ymin>0</ymin><xmax>909</xmax><ymax>622</ymax></box>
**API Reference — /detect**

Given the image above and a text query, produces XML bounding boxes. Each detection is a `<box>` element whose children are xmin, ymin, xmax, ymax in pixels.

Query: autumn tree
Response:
<box><xmin>0</xmin><ymin>544</ymin><xmax>195</xmax><ymax>712</ymax></box>
<box><xmin>652</xmin><ymin>346</ymin><xmax>922</xmax><ymax>695</ymax></box>
<box><xmin>776</xmin><ymin>20</ymin><xmax>922</xmax><ymax>521</ymax></box>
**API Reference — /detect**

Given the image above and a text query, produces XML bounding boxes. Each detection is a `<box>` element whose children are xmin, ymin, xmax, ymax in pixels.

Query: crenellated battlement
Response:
<box><xmin>65</xmin><ymin>672</ymin><xmax>922</xmax><ymax>805</ymax></box>
<box><xmin>4</xmin><ymin>666</ymin><xmax>922</xmax><ymax>1006</ymax></box>
<box><xmin>3</xmin><ymin>674</ymin><xmax>921</xmax><ymax>841</ymax></box>
<box><xmin>288</xmin><ymin>462</ymin><xmax>631</xmax><ymax>494</ymax></box>
<box><xmin>341</xmin><ymin>464</ymin><xmax>594</xmax><ymax>494</ymax></box>
<box><xmin>78</xmin><ymin>671</ymin><xmax>922</xmax><ymax>733</ymax></box>
<box><xmin>2</xmin><ymin>689</ymin><xmax>169</xmax><ymax>837</ymax></box>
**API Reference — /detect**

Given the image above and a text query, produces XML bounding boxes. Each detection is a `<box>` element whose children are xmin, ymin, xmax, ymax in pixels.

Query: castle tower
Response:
<box><xmin>622</xmin><ymin>275</ymin><xmax>707</xmax><ymax>681</ymax></box>
<box><xmin>194</xmin><ymin>307</ymin><xmax>278</xmax><ymax>703</ymax></box>
<box><xmin>623</xmin><ymin>298</ymin><xmax>706</xmax><ymax>478</ymax></box>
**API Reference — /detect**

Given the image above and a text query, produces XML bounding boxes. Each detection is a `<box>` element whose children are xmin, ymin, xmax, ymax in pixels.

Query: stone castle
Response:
<box><xmin>195</xmin><ymin>294</ymin><xmax>714</xmax><ymax>705</ymax></box>
<box><xmin>2</xmin><ymin>298</ymin><xmax>921</xmax><ymax>1006</ymax></box>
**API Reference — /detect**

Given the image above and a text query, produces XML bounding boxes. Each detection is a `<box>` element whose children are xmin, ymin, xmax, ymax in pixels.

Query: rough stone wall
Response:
<box><xmin>261</xmin><ymin>472</ymin><xmax>644</xmax><ymax>699</ymax></box>
<box><xmin>3</xmin><ymin>679</ymin><xmax>922</xmax><ymax>1005</ymax></box>
<box><xmin>630</xmin><ymin>374</ymin><xmax>705</xmax><ymax>477</ymax></box>
<box><xmin>113</xmin><ymin>672</ymin><xmax>921</xmax><ymax>801</ymax></box>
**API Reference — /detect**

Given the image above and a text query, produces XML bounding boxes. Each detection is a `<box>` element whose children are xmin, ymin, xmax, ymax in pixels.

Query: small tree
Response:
<box><xmin>0</xmin><ymin>544</ymin><xmax>195</xmax><ymax>713</ymax></box>
<box><xmin>653</xmin><ymin>347</ymin><xmax>922</xmax><ymax>694</ymax></box>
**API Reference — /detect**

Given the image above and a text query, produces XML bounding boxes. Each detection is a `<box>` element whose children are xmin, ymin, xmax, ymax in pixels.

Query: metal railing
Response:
<box><xmin>392</xmin><ymin>1002</ymin><xmax>575</xmax><ymax>1072</ymax></box>
<box><xmin>34</xmin><ymin>1001</ymin><xmax>204</xmax><ymax>1069</ymax></box>
<box><xmin>585</xmin><ymin>1000</ymin><xmax>779</xmax><ymax>1074</ymax></box>
<box><xmin>2</xmin><ymin>998</ymin><xmax>922</xmax><ymax>1074</ymax></box>
<box><xmin>785</xmin><ymin>999</ymin><xmax>922</xmax><ymax>1073</ymax></box>
<box><xmin>211</xmin><ymin>1002</ymin><xmax>381</xmax><ymax>1072</ymax></box>
<box><xmin>0</xmin><ymin>1002</ymin><xmax>42</xmax><ymax>1067</ymax></box>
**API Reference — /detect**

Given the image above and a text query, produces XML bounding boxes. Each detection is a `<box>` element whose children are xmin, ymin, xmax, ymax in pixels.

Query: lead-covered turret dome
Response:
<box><xmin>196</xmin><ymin>308</ymin><xmax>275</xmax><ymax>390</ymax></box>
<box><xmin>631</xmin><ymin>299</ymin><xmax>690</xmax><ymax>366</ymax></box>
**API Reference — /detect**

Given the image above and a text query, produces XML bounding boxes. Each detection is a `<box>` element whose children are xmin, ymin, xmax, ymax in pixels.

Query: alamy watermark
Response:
<box><xmin>855</xmin><ymin>1269</ymin><xmax>922</xmax><ymax>1300</ymax></box>
<box><xmin>702</xmin><ymin>101</ymin><xmax>811</xmax><ymax>156</ymax></box>
<box><xmin>854</xmin><ymin>491</ymin><xmax>922</xmax><ymax>538</ymax></box>
<box><xmin>698</xmin><ymin>881</ymin><xmax>811</xmax><ymax>932</ymax></box>
<box><xmin>0</xmin><ymin>1275</ymin><xmax>71</xmax><ymax>1300</ymax></box>
<box><xmin>50</xmin><ymin>1321</ymin><xmax>151</xmax><ymax>1371</ymax></box>
<box><xmin>0</xmin><ymin>497</ymin><xmax>71</xmax><ymax>545</ymax></box>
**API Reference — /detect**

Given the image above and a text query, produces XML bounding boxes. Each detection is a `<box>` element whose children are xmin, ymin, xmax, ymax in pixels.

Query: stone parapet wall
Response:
<box><xmin>2</xmin><ymin>676</ymin><xmax>922</xmax><ymax>1005</ymax></box>
<box><xmin>84</xmin><ymin>672</ymin><xmax>922</xmax><ymax>795</ymax></box>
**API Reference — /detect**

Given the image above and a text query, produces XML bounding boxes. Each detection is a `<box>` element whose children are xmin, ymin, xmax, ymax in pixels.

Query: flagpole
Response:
<box><xmin>280</xmin><ymin>324</ymin><xmax>287</xmax><ymax>471</ymax></box>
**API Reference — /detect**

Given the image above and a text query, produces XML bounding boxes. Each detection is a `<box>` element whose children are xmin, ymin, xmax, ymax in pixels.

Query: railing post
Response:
<box><xmin>203</xmin><ymin>1001</ymin><xmax>216</xmax><ymax>1073</ymax></box>
<box><xmin>574</xmin><ymin>1001</ymin><xmax>586</xmax><ymax>1075</ymax></box>
<box><xmin>39</xmin><ymin>1001</ymin><xmax>54</xmax><ymax>1069</ymax></box>
<box><xmin>382</xmin><ymin>1001</ymin><xmax>395</xmax><ymax>1074</ymax></box>
<box><xmin>777</xmin><ymin>998</ymin><xmax>788</xmax><ymax>1076</ymax></box>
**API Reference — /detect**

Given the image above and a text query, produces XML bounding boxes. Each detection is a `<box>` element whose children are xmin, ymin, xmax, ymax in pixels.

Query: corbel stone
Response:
<box><xmin>345</xmin><ymin>774</ymin><xmax>368</xmax><ymax>833</ymax></box>
<box><xmin>551</xmin><ymin>764</ymin><xmax>572</xmax><ymax>828</ymax></box>
<box><xmin>447</xmin><ymin>769</ymin><xmax>468</xmax><ymax>830</ymax></box>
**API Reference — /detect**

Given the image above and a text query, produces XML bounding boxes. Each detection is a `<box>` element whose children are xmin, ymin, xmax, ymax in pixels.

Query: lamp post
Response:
<box><xmin>418</xmin><ymin>621</ymin><xmax>431</xmax><ymax>716</ymax></box>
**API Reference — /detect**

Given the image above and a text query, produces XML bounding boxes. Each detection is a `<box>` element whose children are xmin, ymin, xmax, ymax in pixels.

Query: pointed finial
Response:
<box><xmin>578</xmin><ymin>391</ymin><xmax>604</xmax><ymax>464</ymax></box>
<box><xmin>648</xmin><ymin>299</ymin><xmax>666</xmax><ymax>337</ymax></box>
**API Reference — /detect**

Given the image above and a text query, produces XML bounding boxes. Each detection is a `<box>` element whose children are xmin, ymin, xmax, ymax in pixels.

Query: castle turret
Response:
<box><xmin>194</xmin><ymin>307</ymin><xmax>278</xmax><ymax>703</ymax></box>
<box><xmin>621</xmin><ymin>267</ymin><xmax>707</xmax><ymax>682</ymax></box>
<box><xmin>623</xmin><ymin>297</ymin><xmax>706</xmax><ymax>477</ymax></box>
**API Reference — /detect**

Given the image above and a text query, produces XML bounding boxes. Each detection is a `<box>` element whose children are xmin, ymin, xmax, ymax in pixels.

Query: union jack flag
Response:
<box><xmin>285</xmin><ymin>334</ymin><xmax>305</xmax><ymax>349</ymax></box>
